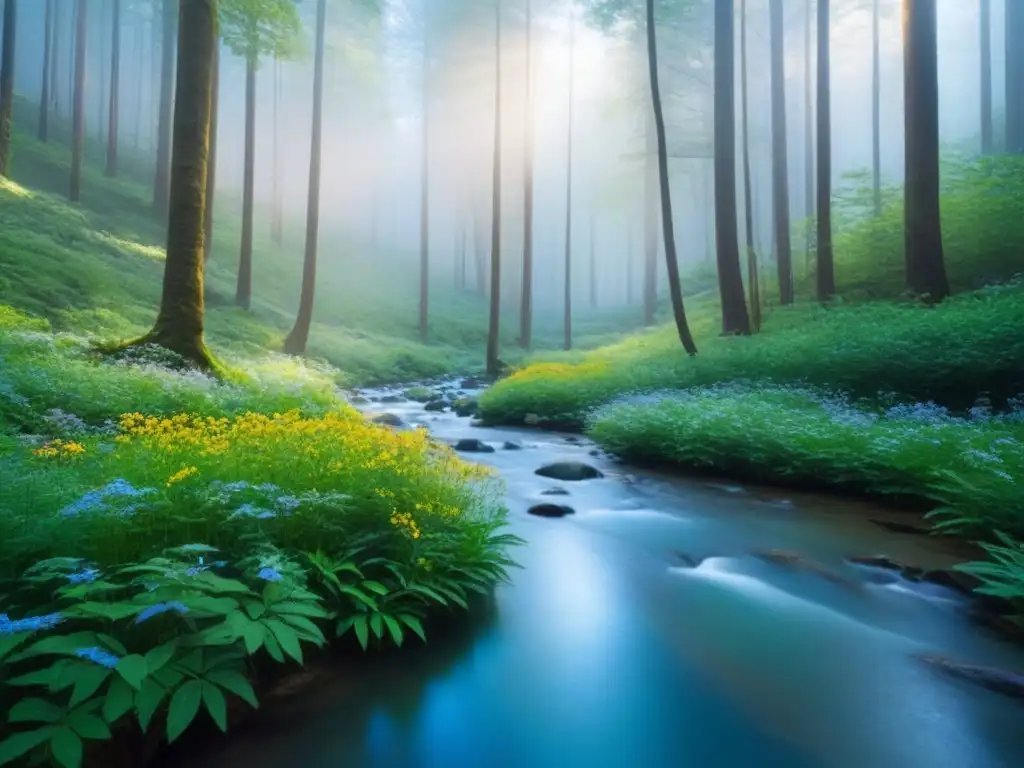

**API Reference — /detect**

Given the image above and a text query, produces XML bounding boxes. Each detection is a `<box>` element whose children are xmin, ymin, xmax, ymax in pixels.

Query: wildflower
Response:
<box><xmin>60</xmin><ymin>478</ymin><xmax>155</xmax><ymax>517</ymax></box>
<box><xmin>134</xmin><ymin>601</ymin><xmax>189</xmax><ymax>624</ymax></box>
<box><xmin>167</xmin><ymin>465</ymin><xmax>199</xmax><ymax>486</ymax></box>
<box><xmin>275</xmin><ymin>495</ymin><xmax>300</xmax><ymax>512</ymax></box>
<box><xmin>0</xmin><ymin>612</ymin><xmax>66</xmax><ymax>635</ymax></box>
<box><xmin>67</xmin><ymin>568</ymin><xmax>100</xmax><ymax>584</ymax></box>
<box><xmin>257</xmin><ymin>567</ymin><xmax>283</xmax><ymax>582</ymax></box>
<box><xmin>224</xmin><ymin>481</ymin><xmax>252</xmax><ymax>493</ymax></box>
<box><xmin>75</xmin><ymin>646</ymin><xmax>120</xmax><ymax>669</ymax></box>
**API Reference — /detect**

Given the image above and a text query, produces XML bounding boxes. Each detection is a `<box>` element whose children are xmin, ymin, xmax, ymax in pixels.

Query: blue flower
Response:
<box><xmin>254</xmin><ymin>483</ymin><xmax>280</xmax><ymax>493</ymax></box>
<box><xmin>75</xmin><ymin>646</ymin><xmax>120</xmax><ymax>669</ymax></box>
<box><xmin>223</xmin><ymin>481</ymin><xmax>251</xmax><ymax>493</ymax></box>
<box><xmin>0</xmin><ymin>612</ymin><xmax>66</xmax><ymax>635</ymax></box>
<box><xmin>134</xmin><ymin>601</ymin><xmax>189</xmax><ymax>624</ymax></box>
<box><xmin>67</xmin><ymin>568</ymin><xmax>100</xmax><ymax>584</ymax></box>
<box><xmin>257</xmin><ymin>567</ymin><xmax>283</xmax><ymax>582</ymax></box>
<box><xmin>60</xmin><ymin>478</ymin><xmax>155</xmax><ymax>517</ymax></box>
<box><xmin>276</xmin><ymin>495</ymin><xmax>300</xmax><ymax>512</ymax></box>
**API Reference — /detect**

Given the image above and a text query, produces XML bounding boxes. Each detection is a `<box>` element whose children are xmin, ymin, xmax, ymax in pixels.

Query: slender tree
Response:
<box><xmin>39</xmin><ymin>0</ymin><xmax>54</xmax><ymax>142</ymax></box>
<box><xmin>642</xmin><ymin>105</ymin><xmax>657</xmax><ymax>325</ymax></box>
<box><xmin>588</xmin><ymin>216</ymin><xmax>597</xmax><ymax>308</ymax></box>
<box><xmin>419</xmin><ymin>17</ymin><xmax>430</xmax><ymax>340</ymax></box>
<box><xmin>816</xmin><ymin>0</ymin><xmax>834</xmax><ymax>300</ymax></box>
<box><xmin>203</xmin><ymin>39</ymin><xmax>219</xmax><ymax>263</ymax></box>
<box><xmin>741</xmin><ymin>0</ymin><xmax>760</xmax><ymax>330</ymax></box>
<box><xmin>70</xmin><ymin>0</ymin><xmax>87</xmax><ymax>200</ymax></box>
<box><xmin>903</xmin><ymin>0</ymin><xmax>949</xmax><ymax>301</ymax></box>
<box><xmin>646</xmin><ymin>0</ymin><xmax>697</xmax><ymax>354</ymax></box>
<box><xmin>52</xmin><ymin>0</ymin><xmax>61</xmax><ymax>116</ymax></box>
<box><xmin>519</xmin><ymin>0</ymin><xmax>535</xmax><ymax>349</ymax></box>
<box><xmin>980</xmin><ymin>0</ymin><xmax>992</xmax><ymax>154</ymax></box>
<box><xmin>141</xmin><ymin>0</ymin><xmax>218</xmax><ymax>367</ymax></box>
<box><xmin>871</xmin><ymin>0</ymin><xmax>880</xmax><ymax>215</ymax></box>
<box><xmin>270</xmin><ymin>56</ymin><xmax>283</xmax><ymax>244</ymax></box>
<box><xmin>626</xmin><ymin>221</ymin><xmax>634</xmax><ymax>305</ymax></box>
<box><xmin>713</xmin><ymin>0</ymin><xmax>750</xmax><ymax>335</ymax></box>
<box><xmin>283</xmin><ymin>0</ymin><xmax>326</xmax><ymax>355</ymax></box>
<box><xmin>106</xmin><ymin>0</ymin><xmax>121</xmax><ymax>176</ymax></box>
<box><xmin>768</xmin><ymin>0</ymin><xmax>792</xmax><ymax>306</ymax></box>
<box><xmin>804</xmin><ymin>0</ymin><xmax>814</xmax><ymax>273</ymax></box>
<box><xmin>1006</xmin><ymin>0</ymin><xmax>1024</xmax><ymax>152</ymax></box>
<box><xmin>0</xmin><ymin>0</ymin><xmax>15</xmax><ymax>177</ymax></box>
<box><xmin>154</xmin><ymin>0</ymin><xmax>176</xmax><ymax>217</ymax></box>
<box><xmin>563</xmin><ymin>11</ymin><xmax>575</xmax><ymax>351</ymax></box>
<box><xmin>485</xmin><ymin>0</ymin><xmax>503</xmax><ymax>378</ymax></box>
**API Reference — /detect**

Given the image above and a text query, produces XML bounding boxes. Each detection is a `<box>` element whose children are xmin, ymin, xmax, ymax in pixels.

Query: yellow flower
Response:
<box><xmin>167</xmin><ymin>465</ymin><xmax>199</xmax><ymax>486</ymax></box>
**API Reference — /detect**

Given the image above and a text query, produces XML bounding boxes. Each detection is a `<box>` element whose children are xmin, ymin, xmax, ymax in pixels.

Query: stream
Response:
<box><xmin>182</xmin><ymin>385</ymin><xmax>1024</xmax><ymax>768</ymax></box>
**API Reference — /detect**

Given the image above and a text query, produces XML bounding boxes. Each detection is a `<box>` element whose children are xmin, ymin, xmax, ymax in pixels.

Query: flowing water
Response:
<box><xmin>183</xmin><ymin>388</ymin><xmax>1024</xmax><ymax>768</ymax></box>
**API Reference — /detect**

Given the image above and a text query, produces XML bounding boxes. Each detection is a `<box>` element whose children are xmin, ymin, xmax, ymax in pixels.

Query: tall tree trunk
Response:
<box><xmin>40</xmin><ymin>0</ymin><xmax>53</xmax><ymax>142</ymax></box>
<box><xmin>236</xmin><ymin>50</ymin><xmax>256</xmax><ymax>310</ymax></box>
<box><xmin>742</xmin><ymin>0</ymin><xmax>761</xmax><ymax>331</ymax></box>
<box><xmin>485</xmin><ymin>1</ymin><xmax>503</xmax><ymax>378</ymax></box>
<box><xmin>871</xmin><ymin>0</ymin><xmax>881</xmax><ymax>215</ymax></box>
<box><xmin>980</xmin><ymin>0</ymin><xmax>992</xmax><ymax>154</ymax></box>
<box><xmin>52</xmin><ymin>0</ymin><xmax>61</xmax><ymax>115</ymax></box>
<box><xmin>903</xmin><ymin>0</ymin><xmax>949</xmax><ymax>301</ymax></box>
<box><xmin>106</xmin><ymin>0</ymin><xmax>120</xmax><ymax>176</ymax></box>
<box><xmin>804</xmin><ymin>0</ymin><xmax>814</xmax><ymax>275</ymax></box>
<box><xmin>154</xmin><ymin>0</ymin><xmax>176</xmax><ymax>217</ymax></box>
<box><xmin>132</xmin><ymin>12</ymin><xmax>141</xmax><ymax>149</ymax></box>
<box><xmin>474</xmin><ymin>211</ymin><xmax>486</xmax><ymax>295</ymax></box>
<box><xmin>67</xmin><ymin>2</ymin><xmax>73</xmax><ymax>115</ymax></box>
<box><xmin>519</xmin><ymin>0</ymin><xmax>534</xmax><ymax>350</ymax></box>
<box><xmin>145</xmin><ymin>0</ymin><xmax>217</xmax><ymax>368</ymax></box>
<box><xmin>642</xmin><ymin>105</ymin><xmax>658</xmax><ymax>325</ymax></box>
<box><xmin>283</xmin><ymin>0</ymin><xmax>326</xmax><ymax>356</ymax></box>
<box><xmin>70</xmin><ymin>0</ymin><xmax>87</xmax><ymax>200</ymax></box>
<box><xmin>713</xmin><ymin>0</ymin><xmax>751</xmax><ymax>335</ymax></box>
<box><xmin>588</xmin><ymin>216</ymin><xmax>597</xmax><ymax>308</ymax></box>
<box><xmin>203</xmin><ymin>39</ymin><xmax>219</xmax><ymax>264</ymax></box>
<box><xmin>270</xmin><ymin>56</ymin><xmax>282</xmax><ymax>245</ymax></box>
<box><xmin>563</xmin><ymin>13</ymin><xmax>575</xmax><ymax>351</ymax></box>
<box><xmin>626</xmin><ymin>222</ymin><xmax>634</xmax><ymax>305</ymax></box>
<box><xmin>1006</xmin><ymin>0</ymin><xmax>1024</xmax><ymax>152</ymax></box>
<box><xmin>419</xmin><ymin>22</ymin><xmax>429</xmax><ymax>341</ymax></box>
<box><xmin>0</xmin><ymin>0</ymin><xmax>14</xmax><ymax>177</ymax></box>
<box><xmin>98</xmin><ymin>0</ymin><xmax>107</xmax><ymax>143</ymax></box>
<box><xmin>646</xmin><ymin>0</ymin><xmax>697</xmax><ymax>355</ymax></box>
<box><xmin>768</xmin><ymin>0</ymin><xmax>792</xmax><ymax>306</ymax></box>
<box><xmin>815</xmin><ymin>0</ymin><xmax>834</xmax><ymax>300</ymax></box>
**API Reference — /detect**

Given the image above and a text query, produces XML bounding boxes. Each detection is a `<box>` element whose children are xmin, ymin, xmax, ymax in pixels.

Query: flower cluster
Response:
<box><xmin>60</xmin><ymin>478</ymin><xmax>156</xmax><ymax>517</ymax></box>
<box><xmin>0</xmin><ymin>612</ymin><xmax>65</xmax><ymax>635</ymax></box>
<box><xmin>32</xmin><ymin>438</ymin><xmax>86</xmax><ymax>458</ymax></box>
<box><xmin>390</xmin><ymin>511</ymin><xmax>421</xmax><ymax>539</ymax></box>
<box><xmin>167</xmin><ymin>465</ymin><xmax>199</xmax><ymax>486</ymax></box>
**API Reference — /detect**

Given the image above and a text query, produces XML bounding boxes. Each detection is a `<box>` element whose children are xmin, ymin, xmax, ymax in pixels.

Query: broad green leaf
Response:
<box><xmin>369</xmin><ymin>613</ymin><xmax>383</xmax><ymax>639</ymax></box>
<box><xmin>353</xmin><ymin>615</ymin><xmax>369</xmax><ymax>651</ymax></box>
<box><xmin>48</xmin><ymin>728</ymin><xmax>83</xmax><ymax>768</ymax></box>
<box><xmin>68</xmin><ymin>666</ymin><xmax>112</xmax><ymax>709</ymax></box>
<box><xmin>204</xmin><ymin>669</ymin><xmax>258</xmax><ymax>709</ymax></box>
<box><xmin>243</xmin><ymin>600</ymin><xmax>266</xmax><ymax>621</ymax></box>
<box><xmin>166</xmin><ymin>680</ymin><xmax>204</xmax><ymax>743</ymax></box>
<box><xmin>362</xmin><ymin>580</ymin><xmax>389</xmax><ymax>596</ymax></box>
<box><xmin>5</xmin><ymin>667</ymin><xmax>57</xmax><ymax>687</ymax></box>
<box><xmin>116</xmin><ymin>655</ymin><xmax>148</xmax><ymax>691</ymax></box>
<box><xmin>101</xmin><ymin>677</ymin><xmax>135</xmax><ymax>724</ymax></box>
<box><xmin>406</xmin><ymin>584</ymin><xmax>448</xmax><ymax>605</ymax></box>
<box><xmin>67</xmin><ymin>712</ymin><xmax>110</xmax><ymax>741</ymax></box>
<box><xmin>265</xmin><ymin>620</ymin><xmax>303</xmax><ymax>664</ymax></box>
<box><xmin>194</xmin><ymin>572</ymin><xmax>252</xmax><ymax>595</ymax></box>
<box><xmin>0</xmin><ymin>633</ymin><xmax>31</xmax><ymax>663</ymax></box>
<box><xmin>65</xmin><ymin>602</ymin><xmax>137</xmax><ymax>621</ymax></box>
<box><xmin>134</xmin><ymin>679</ymin><xmax>168</xmax><ymax>733</ymax></box>
<box><xmin>8</xmin><ymin>698</ymin><xmax>62</xmax><ymax>724</ymax></box>
<box><xmin>381</xmin><ymin>615</ymin><xmax>403</xmax><ymax>646</ymax></box>
<box><xmin>398</xmin><ymin>614</ymin><xmax>427</xmax><ymax>643</ymax></box>
<box><xmin>335</xmin><ymin>616</ymin><xmax>355</xmax><ymax>638</ymax></box>
<box><xmin>8</xmin><ymin>632</ymin><xmax>102</xmax><ymax>663</ymax></box>
<box><xmin>338</xmin><ymin>585</ymin><xmax>378</xmax><ymax>611</ymax></box>
<box><xmin>0</xmin><ymin>727</ymin><xmax>55</xmax><ymax>766</ymax></box>
<box><xmin>273</xmin><ymin>601</ymin><xmax>330</xmax><ymax>619</ymax></box>
<box><xmin>279</xmin><ymin>614</ymin><xmax>326</xmax><ymax>644</ymax></box>
<box><xmin>243</xmin><ymin>622</ymin><xmax>265</xmax><ymax>655</ymax></box>
<box><xmin>201</xmin><ymin>682</ymin><xmax>228</xmax><ymax>732</ymax></box>
<box><xmin>144</xmin><ymin>642</ymin><xmax>177</xmax><ymax>674</ymax></box>
<box><xmin>262</xmin><ymin>632</ymin><xmax>285</xmax><ymax>663</ymax></box>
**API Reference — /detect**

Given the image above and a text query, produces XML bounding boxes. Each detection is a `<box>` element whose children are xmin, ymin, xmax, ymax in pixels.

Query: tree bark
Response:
<box><xmin>519</xmin><ymin>0</ymin><xmax>534</xmax><ymax>350</ymax></box>
<box><xmin>742</xmin><ymin>0</ymin><xmax>761</xmax><ymax>330</ymax></box>
<box><xmin>70</xmin><ymin>0</ymin><xmax>87</xmax><ymax>200</ymax></box>
<box><xmin>642</xmin><ymin>104</ymin><xmax>658</xmax><ymax>325</ymax></box>
<box><xmin>563</xmin><ymin>13</ymin><xmax>575</xmax><ymax>351</ymax></box>
<box><xmin>871</xmin><ymin>0</ymin><xmax>881</xmax><ymax>215</ymax></box>
<box><xmin>804</xmin><ymin>0</ymin><xmax>814</xmax><ymax>274</ymax></box>
<box><xmin>768</xmin><ymin>0</ymin><xmax>791</xmax><ymax>307</ymax></box>
<box><xmin>52</xmin><ymin>0</ymin><xmax>61</xmax><ymax>115</ymax></box>
<box><xmin>236</xmin><ymin>50</ymin><xmax>256</xmax><ymax>310</ymax></box>
<box><xmin>1006</xmin><ymin>0</ymin><xmax>1024</xmax><ymax>152</ymax></box>
<box><xmin>713</xmin><ymin>0</ymin><xmax>751</xmax><ymax>335</ymax></box>
<box><xmin>203</xmin><ymin>39</ymin><xmax>218</xmax><ymax>264</ymax></box>
<box><xmin>419</xmin><ymin>21</ymin><xmax>429</xmax><ymax>341</ymax></box>
<box><xmin>815</xmin><ymin>0</ymin><xmax>835</xmax><ymax>300</ymax></box>
<box><xmin>154</xmin><ymin>0</ymin><xmax>176</xmax><ymax>217</ymax></box>
<box><xmin>646</xmin><ymin>0</ymin><xmax>697</xmax><ymax>355</ymax></box>
<box><xmin>270</xmin><ymin>56</ymin><xmax>283</xmax><ymax>245</ymax></box>
<box><xmin>903</xmin><ymin>0</ymin><xmax>949</xmax><ymax>301</ymax></box>
<box><xmin>40</xmin><ymin>0</ymin><xmax>53</xmax><ymax>142</ymax></box>
<box><xmin>485</xmin><ymin>1</ymin><xmax>503</xmax><ymax>379</ymax></box>
<box><xmin>283</xmin><ymin>0</ymin><xmax>326</xmax><ymax>356</ymax></box>
<box><xmin>145</xmin><ymin>0</ymin><xmax>217</xmax><ymax>369</ymax></box>
<box><xmin>105</xmin><ymin>0</ymin><xmax>121</xmax><ymax>176</ymax></box>
<box><xmin>980</xmin><ymin>0</ymin><xmax>992</xmax><ymax>154</ymax></box>
<box><xmin>0</xmin><ymin>0</ymin><xmax>16</xmax><ymax>177</ymax></box>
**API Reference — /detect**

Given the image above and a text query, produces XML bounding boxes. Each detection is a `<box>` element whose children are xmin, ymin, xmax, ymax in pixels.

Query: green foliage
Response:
<box><xmin>220</xmin><ymin>0</ymin><xmax>304</xmax><ymax>61</ymax></box>
<box><xmin>953</xmin><ymin>532</ymin><xmax>1024</xmax><ymax>620</ymax></box>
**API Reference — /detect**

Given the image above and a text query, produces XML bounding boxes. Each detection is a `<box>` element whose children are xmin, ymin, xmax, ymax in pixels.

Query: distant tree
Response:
<box><xmin>519</xmin><ymin>0</ymin><xmax>535</xmax><ymax>350</ymax></box>
<box><xmin>204</xmin><ymin>37</ymin><xmax>219</xmax><ymax>263</ymax></box>
<box><xmin>642</xmin><ymin>106</ymin><xmax>657</xmax><ymax>326</ymax></box>
<box><xmin>221</xmin><ymin>0</ymin><xmax>300</xmax><ymax>310</ymax></box>
<box><xmin>980</xmin><ymin>0</ymin><xmax>992</xmax><ymax>154</ymax></box>
<box><xmin>141</xmin><ymin>0</ymin><xmax>218</xmax><ymax>368</ymax></box>
<box><xmin>804</xmin><ymin>0</ymin><xmax>814</xmax><ymax>274</ymax></box>
<box><xmin>903</xmin><ymin>0</ymin><xmax>949</xmax><ymax>301</ymax></box>
<box><xmin>646</xmin><ymin>0</ymin><xmax>697</xmax><ymax>354</ymax></box>
<box><xmin>283</xmin><ymin>0</ymin><xmax>326</xmax><ymax>356</ymax></box>
<box><xmin>39</xmin><ymin>0</ymin><xmax>54</xmax><ymax>142</ymax></box>
<box><xmin>70</xmin><ymin>0</ymin><xmax>88</xmax><ymax>201</ymax></box>
<box><xmin>870</xmin><ymin>0</ymin><xmax>880</xmax><ymax>214</ymax></box>
<box><xmin>768</xmin><ymin>0</ymin><xmax>791</xmax><ymax>306</ymax></box>
<box><xmin>0</xmin><ymin>0</ymin><xmax>15</xmax><ymax>177</ymax></box>
<box><xmin>563</xmin><ymin>10</ymin><xmax>575</xmax><ymax>351</ymax></box>
<box><xmin>588</xmin><ymin>216</ymin><xmax>597</xmax><ymax>309</ymax></box>
<box><xmin>52</xmin><ymin>0</ymin><xmax>62</xmax><ymax>116</ymax></box>
<box><xmin>740</xmin><ymin>0</ymin><xmax>760</xmax><ymax>330</ymax></box>
<box><xmin>270</xmin><ymin>56</ymin><xmax>283</xmax><ymax>244</ymax></box>
<box><xmin>106</xmin><ymin>0</ymin><xmax>121</xmax><ymax>176</ymax></box>
<box><xmin>1006</xmin><ymin>0</ymin><xmax>1024</xmax><ymax>152</ymax></box>
<box><xmin>154</xmin><ymin>0</ymin><xmax>176</xmax><ymax>217</ymax></box>
<box><xmin>485</xmin><ymin>0</ymin><xmax>503</xmax><ymax>379</ymax></box>
<box><xmin>815</xmin><ymin>0</ymin><xmax>834</xmax><ymax>300</ymax></box>
<box><xmin>713</xmin><ymin>0</ymin><xmax>750</xmax><ymax>335</ymax></box>
<box><xmin>419</xmin><ymin>14</ymin><xmax>430</xmax><ymax>340</ymax></box>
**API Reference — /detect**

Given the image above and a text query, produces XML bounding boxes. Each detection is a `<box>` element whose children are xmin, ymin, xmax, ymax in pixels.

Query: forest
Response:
<box><xmin>0</xmin><ymin>0</ymin><xmax>1023</xmax><ymax>766</ymax></box>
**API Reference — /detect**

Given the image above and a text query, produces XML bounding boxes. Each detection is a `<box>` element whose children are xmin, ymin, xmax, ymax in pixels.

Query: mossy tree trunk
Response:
<box><xmin>815</xmin><ymin>0</ymin><xmax>835</xmax><ymax>301</ymax></box>
<box><xmin>0</xmin><ymin>0</ymin><xmax>16</xmax><ymax>177</ymax></box>
<box><xmin>70</xmin><ymin>0</ymin><xmax>87</xmax><ymax>201</ymax></box>
<box><xmin>154</xmin><ymin>0</ymin><xmax>176</xmax><ymax>218</ymax></box>
<box><xmin>519</xmin><ymin>0</ymin><xmax>534</xmax><ymax>350</ymax></box>
<box><xmin>282</xmin><ymin>0</ymin><xmax>326</xmax><ymax>357</ymax></box>
<box><xmin>270</xmin><ymin>55</ymin><xmax>283</xmax><ymax>245</ymax></box>
<box><xmin>39</xmin><ymin>0</ymin><xmax>53</xmax><ymax>142</ymax></box>
<box><xmin>105</xmin><ymin>0</ymin><xmax>121</xmax><ymax>177</ymax></box>
<box><xmin>903</xmin><ymin>0</ymin><xmax>949</xmax><ymax>302</ymax></box>
<box><xmin>204</xmin><ymin>39</ymin><xmax>219</xmax><ymax>264</ymax></box>
<box><xmin>713</xmin><ymin>0</ymin><xmax>750</xmax><ymax>335</ymax></box>
<box><xmin>236</xmin><ymin>48</ymin><xmax>256</xmax><ymax>310</ymax></box>
<box><xmin>769</xmin><ymin>0</ymin><xmax>792</xmax><ymax>307</ymax></box>
<box><xmin>145</xmin><ymin>0</ymin><xmax>217</xmax><ymax>369</ymax></box>
<box><xmin>804</xmin><ymin>0</ymin><xmax>814</xmax><ymax>278</ymax></box>
<box><xmin>741</xmin><ymin>0</ymin><xmax>761</xmax><ymax>332</ymax></box>
<box><xmin>646</xmin><ymin>0</ymin><xmax>697</xmax><ymax>355</ymax></box>
<box><xmin>980</xmin><ymin>0</ymin><xmax>992</xmax><ymax>154</ymax></box>
<box><xmin>485</xmin><ymin>0</ymin><xmax>503</xmax><ymax>379</ymax></box>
